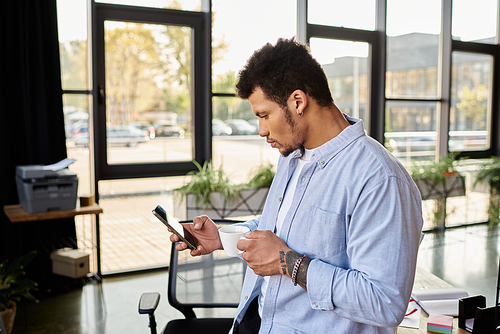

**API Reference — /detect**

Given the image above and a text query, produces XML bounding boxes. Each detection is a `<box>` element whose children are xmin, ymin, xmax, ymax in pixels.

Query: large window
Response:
<box><xmin>102</xmin><ymin>21</ymin><xmax>194</xmax><ymax>165</ymax></box>
<box><xmin>384</xmin><ymin>0</ymin><xmax>441</xmax><ymax>162</ymax></box>
<box><xmin>58</xmin><ymin>0</ymin><xmax>500</xmax><ymax>274</ymax></box>
<box><xmin>309</xmin><ymin>38</ymin><xmax>369</xmax><ymax>125</ymax></box>
<box><xmin>385</xmin><ymin>101</ymin><xmax>438</xmax><ymax>162</ymax></box>
<box><xmin>307</xmin><ymin>0</ymin><xmax>376</xmax><ymax>31</ymax></box>
<box><xmin>386</xmin><ymin>0</ymin><xmax>441</xmax><ymax>99</ymax></box>
<box><xmin>94</xmin><ymin>5</ymin><xmax>209</xmax><ymax>181</ymax></box>
<box><xmin>304</xmin><ymin>0</ymin><xmax>381</xmax><ymax>137</ymax></box>
<box><xmin>58</xmin><ymin>0</ymin><xmax>93</xmax><ymax>196</ymax></box>
<box><xmin>211</xmin><ymin>0</ymin><xmax>295</xmax><ymax>182</ymax></box>
<box><xmin>450</xmin><ymin>52</ymin><xmax>492</xmax><ymax>152</ymax></box>
<box><xmin>452</xmin><ymin>0</ymin><xmax>498</xmax><ymax>43</ymax></box>
<box><xmin>383</xmin><ymin>0</ymin><xmax>497</xmax><ymax>161</ymax></box>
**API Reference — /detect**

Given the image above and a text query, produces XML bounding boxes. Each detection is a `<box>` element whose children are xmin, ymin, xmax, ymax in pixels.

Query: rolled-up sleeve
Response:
<box><xmin>307</xmin><ymin>258</ymin><xmax>336</xmax><ymax>310</ymax></box>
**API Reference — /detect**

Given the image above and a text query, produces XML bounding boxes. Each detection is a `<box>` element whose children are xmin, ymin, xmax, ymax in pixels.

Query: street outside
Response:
<box><xmin>67</xmin><ymin>135</ymin><xmax>280</xmax><ymax>197</ymax></box>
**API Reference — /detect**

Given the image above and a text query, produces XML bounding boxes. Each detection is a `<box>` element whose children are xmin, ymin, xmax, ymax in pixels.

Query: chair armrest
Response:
<box><xmin>139</xmin><ymin>292</ymin><xmax>161</xmax><ymax>315</ymax></box>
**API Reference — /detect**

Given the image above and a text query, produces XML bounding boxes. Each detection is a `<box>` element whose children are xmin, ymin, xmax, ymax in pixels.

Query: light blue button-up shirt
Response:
<box><xmin>231</xmin><ymin>116</ymin><xmax>424</xmax><ymax>334</ymax></box>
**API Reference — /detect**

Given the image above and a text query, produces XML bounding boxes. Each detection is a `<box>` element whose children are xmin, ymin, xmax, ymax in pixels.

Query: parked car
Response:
<box><xmin>107</xmin><ymin>125</ymin><xmax>150</xmax><ymax>146</ymax></box>
<box><xmin>212</xmin><ymin>119</ymin><xmax>232</xmax><ymax>136</ymax></box>
<box><xmin>73</xmin><ymin>125</ymin><xmax>149</xmax><ymax>147</ymax></box>
<box><xmin>131</xmin><ymin>122</ymin><xmax>156</xmax><ymax>139</ymax></box>
<box><xmin>155</xmin><ymin>124</ymin><xmax>185</xmax><ymax>137</ymax></box>
<box><xmin>65</xmin><ymin>120</ymin><xmax>88</xmax><ymax>139</ymax></box>
<box><xmin>225</xmin><ymin>119</ymin><xmax>256</xmax><ymax>135</ymax></box>
<box><xmin>73</xmin><ymin>126</ymin><xmax>88</xmax><ymax>137</ymax></box>
<box><xmin>247</xmin><ymin>119</ymin><xmax>260</xmax><ymax>134</ymax></box>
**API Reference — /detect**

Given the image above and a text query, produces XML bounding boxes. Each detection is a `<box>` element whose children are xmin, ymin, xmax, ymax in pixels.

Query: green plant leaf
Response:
<box><xmin>243</xmin><ymin>164</ymin><xmax>275</xmax><ymax>189</ymax></box>
<box><xmin>174</xmin><ymin>161</ymin><xmax>275</xmax><ymax>208</ymax></box>
<box><xmin>409</xmin><ymin>152</ymin><xmax>463</xmax><ymax>184</ymax></box>
<box><xmin>0</xmin><ymin>250</ymin><xmax>38</xmax><ymax>311</ymax></box>
<box><xmin>475</xmin><ymin>156</ymin><xmax>500</xmax><ymax>191</ymax></box>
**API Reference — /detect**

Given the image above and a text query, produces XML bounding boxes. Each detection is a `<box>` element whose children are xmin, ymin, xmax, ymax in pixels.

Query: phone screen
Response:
<box><xmin>153</xmin><ymin>205</ymin><xmax>198</xmax><ymax>250</ymax></box>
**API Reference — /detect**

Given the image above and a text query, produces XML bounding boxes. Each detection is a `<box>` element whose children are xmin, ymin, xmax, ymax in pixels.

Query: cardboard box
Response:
<box><xmin>50</xmin><ymin>249</ymin><xmax>89</xmax><ymax>278</ymax></box>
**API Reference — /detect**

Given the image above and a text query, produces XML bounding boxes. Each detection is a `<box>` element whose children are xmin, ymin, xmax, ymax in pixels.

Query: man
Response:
<box><xmin>171</xmin><ymin>38</ymin><xmax>423</xmax><ymax>334</ymax></box>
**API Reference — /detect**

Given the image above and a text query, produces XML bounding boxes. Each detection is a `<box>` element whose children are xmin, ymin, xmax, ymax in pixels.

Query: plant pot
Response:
<box><xmin>414</xmin><ymin>175</ymin><xmax>466</xmax><ymax>201</ymax></box>
<box><xmin>174</xmin><ymin>188</ymin><xmax>269</xmax><ymax>220</ymax></box>
<box><xmin>413</xmin><ymin>175</ymin><xmax>466</xmax><ymax>230</ymax></box>
<box><xmin>1</xmin><ymin>300</ymin><xmax>17</xmax><ymax>334</ymax></box>
<box><xmin>471</xmin><ymin>180</ymin><xmax>490</xmax><ymax>194</ymax></box>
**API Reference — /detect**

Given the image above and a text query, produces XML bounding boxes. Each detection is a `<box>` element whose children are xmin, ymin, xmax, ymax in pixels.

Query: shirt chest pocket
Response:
<box><xmin>300</xmin><ymin>207</ymin><xmax>347</xmax><ymax>260</ymax></box>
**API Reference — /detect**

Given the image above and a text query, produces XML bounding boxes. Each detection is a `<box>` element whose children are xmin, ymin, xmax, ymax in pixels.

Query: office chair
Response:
<box><xmin>139</xmin><ymin>220</ymin><xmax>246</xmax><ymax>334</ymax></box>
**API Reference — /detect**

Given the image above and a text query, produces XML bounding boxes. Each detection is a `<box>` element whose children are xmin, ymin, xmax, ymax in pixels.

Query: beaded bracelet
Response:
<box><xmin>291</xmin><ymin>255</ymin><xmax>306</xmax><ymax>286</ymax></box>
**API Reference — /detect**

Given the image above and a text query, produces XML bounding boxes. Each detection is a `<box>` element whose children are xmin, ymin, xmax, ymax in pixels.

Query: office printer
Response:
<box><xmin>15</xmin><ymin>159</ymin><xmax>79</xmax><ymax>213</ymax></box>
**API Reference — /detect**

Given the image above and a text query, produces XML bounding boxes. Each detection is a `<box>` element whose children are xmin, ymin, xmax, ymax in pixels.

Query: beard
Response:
<box><xmin>276</xmin><ymin>105</ymin><xmax>304</xmax><ymax>157</ymax></box>
<box><xmin>280</xmin><ymin>142</ymin><xmax>301</xmax><ymax>157</ymax></box>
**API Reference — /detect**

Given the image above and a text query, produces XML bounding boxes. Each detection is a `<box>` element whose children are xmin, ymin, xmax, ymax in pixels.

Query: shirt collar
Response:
<box><xmin>288</xmin><ymin>114</ymin><xmax>366</xmax><ymax>168</ymax></box>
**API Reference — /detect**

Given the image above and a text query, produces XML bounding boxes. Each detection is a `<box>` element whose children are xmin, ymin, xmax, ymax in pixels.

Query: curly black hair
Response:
<box><xmin>236</xmin><ymin>37</ymin><xmax>334</xmax><ymax>109</ymax></box>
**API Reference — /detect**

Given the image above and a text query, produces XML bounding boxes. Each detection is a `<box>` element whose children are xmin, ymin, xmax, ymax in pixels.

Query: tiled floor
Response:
<box><xmin>10</xmin><ymin>223</ymin><xmax>500</xmax><ymax>334</ymax></box>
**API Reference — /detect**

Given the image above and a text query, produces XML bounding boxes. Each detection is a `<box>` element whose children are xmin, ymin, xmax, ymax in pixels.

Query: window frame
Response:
<box><xmin>92</xmin><ymin>2</ymin><xmax>212</xmax><ymax>181</ymax></box>
<box><xmin>450</xmin><ymin>39</ymin><xmax>499</xmax><ymax>158</ymax></box>
<box><xmin>297</xmin><ymin>0</ymin><xmax>386</xmax><ymax>142</ymax></box>
<box><xmin>300</xmin><ymin>0</ymin><xmax>500</xmax><ymax>160</ymax></box>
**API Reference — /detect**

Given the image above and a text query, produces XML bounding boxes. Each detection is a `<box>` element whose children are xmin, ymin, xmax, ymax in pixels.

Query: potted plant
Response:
<box><xmin>474</xmin><ymin>156</ymin><xmax>500</xmax><ymax>225</ymax></box>
<box><xmin>174</xmin><ymin>162</ymin><xmax>274</xmax><ymax>220</ymax></box>
<box><xmin>0</xmin><ymin>250</ymin><xmax>38</xmax><ymax>334</ymax></box>
<box><xmin>410</xmin><ymin>153</ymin><xmax>466</xmax><ymax>230</ymax></box>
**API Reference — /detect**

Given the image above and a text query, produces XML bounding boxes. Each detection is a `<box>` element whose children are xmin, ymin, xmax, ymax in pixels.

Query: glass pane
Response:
<box><xmin>57</xmin><ymin>0</ymin><xmax>89</xmax><ymax>90</ymax></box>
<box><xmin>386</xmin><ymin>0</ymin><xmax>440</xmax><ymax>99</ymax></box>
<box><xmin>212</xmin><ymin>0</ymin><xmax>296</xmax><ymax>94</ymax></box>
<box><xmin>308</xmin><ymin>0</ymin><xmax>375</xmax><ymax>31</ymax></box>
<box><xmin>104</xmin><ymin>21</ymin><xmax>193</xmax><ymax>164</ymax></box>
<box><xmin>95</xmin><ymin>0</ymin><xmax>201</xmax><ymax>11</ymax></box>
<box><xmin>98</xmin><ymin>176</ymin><xmax>186</xmax><ymax>273</ymax></box>
<box><xmin>385</xmin><ymin>101</ymin><xmax>438</xmax><ymax>163</ymax></box>
<box><xmin>452</xmin><ymin>0</ymin><xmax>498</xmax><ymax>43</ymax></box>
<box><xmin>64</xmin><ymin>94</ymin><xmax>92</xmax><ymax>195</ymax></box>
<box><xmin>212</xmin><ymin>96</ymin><xmax>278</xmax><ymax>184</ymax></box>
<box><xmin>309</xmin><ymin>38</ymin><xmax>370</xmax><ymax>128</ymax></box>
<box><xmin>450</xmin><ymin>52</ymin><xmax>491</xmax><ymax>152</ymax></box>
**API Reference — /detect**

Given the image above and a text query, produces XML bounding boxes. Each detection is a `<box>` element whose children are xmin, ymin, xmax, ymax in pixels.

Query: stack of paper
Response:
<box><xmin>427</xmin><ymin>314</ymin><xmax>453</xmax><ymax>333</ymax></box>
<box><xmin>399</xmin><ymin>299</ymin><xmax>422</xmax><ymax>329</ymax></box>
<box><xmin>412</xmin><ymin>288</ymin><xmax>469</xmax><ymax>316</ymax></box>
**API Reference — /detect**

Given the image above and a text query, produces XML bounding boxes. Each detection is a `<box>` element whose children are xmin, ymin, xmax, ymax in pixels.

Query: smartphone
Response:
<box><xmin>152</xmin><ymin>205</ymin><xmax>198</xmax><ymax>250</ymax></box>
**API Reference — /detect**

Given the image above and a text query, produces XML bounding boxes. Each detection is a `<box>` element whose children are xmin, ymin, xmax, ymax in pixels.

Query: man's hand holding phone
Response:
<box><xmin>169</xmin><ymin>215</ymin><xmax>223</xmax><ymax>256</ymax></box>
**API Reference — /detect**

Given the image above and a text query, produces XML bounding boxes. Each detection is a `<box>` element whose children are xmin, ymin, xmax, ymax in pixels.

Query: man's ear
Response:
<box><xmin>288</xmin><ymin>90</ymin><xmax>308</xmax><ymax>116</ymax></box>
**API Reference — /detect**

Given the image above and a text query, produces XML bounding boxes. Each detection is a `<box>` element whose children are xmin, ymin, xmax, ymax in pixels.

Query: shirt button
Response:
<box><xmin>320</xmin><ymin>161</ymin><xmax>325</xmax><ymax>165</ymax></box>
<box><xmin>314</xmin><ymin>303</ymin><xmax>318</xmax><ymax>308</ymax></box>
<box><xmin>244</xmin><ymin>296</ymin><xmax>248</xmax><ymax>300</ymax></box>
<box><xmin>278</xmin><ymin>197</ymin><xmax>282</xmax><ymax>202</ymax></box>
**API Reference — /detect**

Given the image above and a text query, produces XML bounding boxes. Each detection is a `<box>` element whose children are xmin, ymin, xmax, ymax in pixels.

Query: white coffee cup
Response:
<box><xmin>219</xmin><ymin>225</ymin><xmax>250</xmax><ymax>257</ymax></box>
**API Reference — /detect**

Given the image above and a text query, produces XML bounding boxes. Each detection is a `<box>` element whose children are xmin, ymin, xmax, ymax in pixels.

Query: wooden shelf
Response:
<box><xmin>3</xmin><ymin>203</ymin><xmax>102</xmax><ymax>223</ymax></box>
